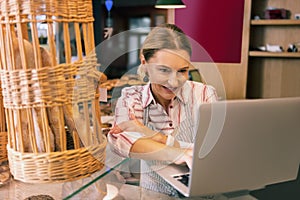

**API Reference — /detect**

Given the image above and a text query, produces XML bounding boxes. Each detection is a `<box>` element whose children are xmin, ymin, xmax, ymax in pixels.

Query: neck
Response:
<box><xmin>154</xmin><ymin>95</ymin><xmax>172</xmax><ymax>114</ymax></box>
<box><xmin>159</xmin><ymin>99</ymin><xmax>171</xmax><ymax>111</ymax></box>
<box><xmin>150</xmin><ymin>84</ymin><xmax>172</xmax><ymax>112</ymax></box>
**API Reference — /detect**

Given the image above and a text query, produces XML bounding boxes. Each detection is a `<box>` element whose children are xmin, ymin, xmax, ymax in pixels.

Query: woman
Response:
<box><xmin>108</xmin><ymin>23</ymin><xmax>218</xmax><ymax>196</ymax></box>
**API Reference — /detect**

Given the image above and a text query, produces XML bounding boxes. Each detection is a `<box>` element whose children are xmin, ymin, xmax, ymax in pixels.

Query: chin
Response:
<box><xmin>161</xmin><ymin>93</ymin><xmax>176</xmax><ymax>100</ymax></box>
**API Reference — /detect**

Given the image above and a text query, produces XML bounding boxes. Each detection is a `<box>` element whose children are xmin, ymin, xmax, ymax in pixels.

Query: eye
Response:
<box><xmin>178</xmin><ymin>67</ymin><xmax>189</xmax><ymax>73</ymax></box>
<box><xmin>158</xmin><ymin>66</ymin><xmax>171</xmax><ymax>73</ymax></box>
<box><xmin>160</xmin><ymin>68</ymin><xmax>169</xmax><ymax>73</ymax></box>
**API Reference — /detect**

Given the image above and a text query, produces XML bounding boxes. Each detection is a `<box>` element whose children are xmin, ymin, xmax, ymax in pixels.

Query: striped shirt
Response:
<box><xmin>107</xmin><ymin>80</ymin><xmax>218</xmax><ymax>196</ymax></box>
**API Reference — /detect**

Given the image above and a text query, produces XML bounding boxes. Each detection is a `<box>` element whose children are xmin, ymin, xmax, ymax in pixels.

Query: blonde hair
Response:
<box><xmin>138</xmin><ymin>23</ymin><xmax>192</xmax><ymax>80</ymax></box>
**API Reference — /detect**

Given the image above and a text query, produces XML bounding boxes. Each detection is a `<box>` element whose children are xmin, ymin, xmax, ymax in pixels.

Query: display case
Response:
<box><xmin>0</xmin><ymin>154</ymin><xmax>182</xmax><ymax>200</ymax></box>
<box><xmin>0</xmin><ymin>148</ymin><xmax>127</xmax><ymax>199</ymax></box>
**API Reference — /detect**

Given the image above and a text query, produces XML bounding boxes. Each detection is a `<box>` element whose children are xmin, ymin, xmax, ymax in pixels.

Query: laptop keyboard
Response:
<box><xmin>173</xmin><ymin>173</ymin><xmax>190</xmax><ymax>187</ymax></box>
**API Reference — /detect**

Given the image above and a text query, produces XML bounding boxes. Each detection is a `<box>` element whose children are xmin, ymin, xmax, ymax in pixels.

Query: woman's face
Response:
<box><xmin>144</xmin><ymin>49</ymin><xmax>190</xmax><ymax>102</ymax></box>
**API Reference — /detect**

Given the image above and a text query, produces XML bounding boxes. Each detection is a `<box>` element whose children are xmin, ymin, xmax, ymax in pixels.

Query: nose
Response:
<box><xmin>167</xmin><ymin>71</ymin><xmax>180</xmax><ymax>87</ymax></box>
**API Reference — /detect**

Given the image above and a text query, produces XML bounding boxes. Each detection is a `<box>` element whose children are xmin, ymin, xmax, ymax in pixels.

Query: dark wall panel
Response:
<box><xmin>175</xmin><ymin>0</ymin><xmax>245</xmax><ymax>63</ymax></box>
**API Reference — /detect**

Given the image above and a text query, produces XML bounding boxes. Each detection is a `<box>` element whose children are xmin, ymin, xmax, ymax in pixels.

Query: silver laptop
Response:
<box><xmin>152</xmin><ymin>97</ymin><xmax>300</xmax><ymax>197</ymax></box>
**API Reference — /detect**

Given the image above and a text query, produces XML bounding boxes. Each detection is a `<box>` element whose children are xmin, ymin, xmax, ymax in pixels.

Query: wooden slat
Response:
<box><xmin>251</xmin><ymin>19</ymin><xmax>300</xmax><ymax>25</ymax></box>
<box><xmin>249</xmin><ymin>51</ymin><xmax>300</xmax><ymax>58</ymax></box>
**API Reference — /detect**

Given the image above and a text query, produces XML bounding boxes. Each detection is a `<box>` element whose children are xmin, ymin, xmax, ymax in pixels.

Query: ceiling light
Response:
<box><xmin>155</xmin><ymin>0</ymin><xmax>186</xmax><ymax>9</ymax></box>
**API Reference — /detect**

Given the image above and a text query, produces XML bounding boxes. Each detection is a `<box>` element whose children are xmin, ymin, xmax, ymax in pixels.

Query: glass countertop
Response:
<box><xmin>0</xmin><ymin>154</ymin><xmax>182</xmax><ymax>200</ymax></box>
<box><xmin>0</xmin><ymin>147</ymin><xmax>131</xmax><ymax>200</ymax></box>
<box><xmin>0</xmin><ymin>146</ymin><xmax>254</xmax><ymax>200</ymax></box>
<box><xmin>63</xmin><ymin>158</ymin><xmax>129</xmax><ymax>200</ymax></box>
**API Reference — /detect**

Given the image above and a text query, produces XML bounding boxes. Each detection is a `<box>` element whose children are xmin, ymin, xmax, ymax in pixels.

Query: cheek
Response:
<box><xmin>148</xmin><ymin>71</ymin><xmax>165</xmax><ymax>84</ymax></box>
<box><xmin>182</xmin><ymin>73</ymin><xmax>189</xmax><ymax>80</ymax></box>
<box><xmin>177</xmin><ymin>73</ymin><xmax>189</xmax><ymax>84</ymax></box>
<box><xmin>149</xmin><ymin>74</ymin><xmax>189</xmax><ymax>85</ymax></box>
<box><xmin>177</xmin><ymin>79</ymin><xmax>187</xmax><ymax>88</ymax></box>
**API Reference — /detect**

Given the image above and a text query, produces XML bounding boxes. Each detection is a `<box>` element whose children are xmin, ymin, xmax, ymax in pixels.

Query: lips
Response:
<box><xmin>162</xmin><ymin>85</ymin><xmax>176</xmax><ymax>93</ymax></box>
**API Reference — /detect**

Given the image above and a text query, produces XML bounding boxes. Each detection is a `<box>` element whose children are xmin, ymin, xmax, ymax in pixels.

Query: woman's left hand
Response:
<box><xmin>109</xmin><ymin>120</ymin><xmax>154</xmax><ymax>136</ymax></box>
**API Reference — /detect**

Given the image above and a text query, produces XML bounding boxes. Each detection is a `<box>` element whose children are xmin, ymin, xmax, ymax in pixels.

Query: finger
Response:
<box><xmin>119</xmin><ymin>120</ymin><xmax>140</xmax><ymax>129</ymax></box>
<box><xmin>187</xmin><ymin>149</ymin><xmax>193</xmax><ymax>157</ymax></box>
<box><xmin>115</xmin><ymin>121</ymin><xmax>131</xmax><ymax>130</ymax></box>
<box><xmin>129</xmin><ymin>112</ymin><xmax>136</xmax><ymax>120</ymax></box>
<box><xmin>108</xmin><ymin>125</ymin><xmax>123</xmax><ymax>134</ymax></box>
<box><xmin>130</xmin><ymin>114</ymin><xmax>144</xmax><ymax>126</ymax></box>
<box><xmin>186</xmin><ymin>160</ymin><xmax>192</xmax><ymax>169</ymax></box>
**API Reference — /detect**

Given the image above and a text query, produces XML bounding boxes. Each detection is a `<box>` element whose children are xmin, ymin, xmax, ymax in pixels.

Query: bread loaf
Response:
<box><xmin>39</xmin><ymin>46</ymin><xmax>67</xmax><ymax>151</ymax></box>
<box><xmin>12</xmin><ymin>33</ymin><xmax>34</xmax><ymax>152</ymax></box>
<box><xmin>12</xmin><ymin>32</ymin><xmax>55</xmax><ymax>152</ymax></box>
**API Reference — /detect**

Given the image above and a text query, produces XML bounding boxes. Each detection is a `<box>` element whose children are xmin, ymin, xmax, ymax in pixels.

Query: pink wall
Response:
<box><xmin>175</xmin><ymin>0</ymin><xmax>245</xmax><ymax>63</ymax></box>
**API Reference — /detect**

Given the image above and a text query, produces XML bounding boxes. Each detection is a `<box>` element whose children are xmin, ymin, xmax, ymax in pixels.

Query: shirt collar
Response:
<box><xmin>141</xmin><ymin>83</ymin><xmax>154</xmax><ymax>108</ymax></box>
<box><xmin>141</xmin><ymin>81</ymin><xmax>191</xmax><ymax>108</ymax></box>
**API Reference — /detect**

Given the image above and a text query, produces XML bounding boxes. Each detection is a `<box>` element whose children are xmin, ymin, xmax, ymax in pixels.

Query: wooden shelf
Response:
<box><xmin>249</xmin><ymin>51</ymin><xmax>300</xmax><ymax>58</ymax></box>
<box><xmin>251</xmin><ymin>19</ymin><xmax>300</xmax><ymax>25</ymax></box>
<box><xmin>247</xmin><ymin>0</ymin><xmax>300</xmax><ymax>99</ymax></box>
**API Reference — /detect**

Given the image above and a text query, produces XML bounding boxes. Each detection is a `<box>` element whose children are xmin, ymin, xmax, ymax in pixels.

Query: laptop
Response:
<box><xmin>152</xmin><ymin>97</ymin><xmax>300</xmax><ymax>197</ymax></box>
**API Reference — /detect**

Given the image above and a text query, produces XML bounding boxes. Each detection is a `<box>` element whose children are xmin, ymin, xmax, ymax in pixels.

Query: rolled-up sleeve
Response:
<box><xmin>108</xmin><ymin>86</ymin><xmax>145</xmax><ymax>157</ymax></box>
<box><xmin>107</xmin><ymin>133</ymin><xmax>131</xmax><ymax>157</ymax></box>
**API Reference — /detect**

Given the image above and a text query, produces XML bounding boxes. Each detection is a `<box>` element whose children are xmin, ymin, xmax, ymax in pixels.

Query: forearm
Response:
<box><xmin>148</xmin><ymin>132</ymin><xmax>180</xmax><ymax>148</ymax></box>
<box><xmin>109</xmin><ymin>119</ymin><xmax>180</xmax><ymax>147</ymax></box>
<box><xmin>129</xmin><ymin>137</ymin><xmax>184</xmax><ymax>162</ymax></box>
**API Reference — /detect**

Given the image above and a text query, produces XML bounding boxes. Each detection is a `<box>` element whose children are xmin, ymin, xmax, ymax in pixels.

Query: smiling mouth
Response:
<box><xmin>162</xmin><ymin>85</ymin><xmax>176</xmax><ymax>93</ymax></box>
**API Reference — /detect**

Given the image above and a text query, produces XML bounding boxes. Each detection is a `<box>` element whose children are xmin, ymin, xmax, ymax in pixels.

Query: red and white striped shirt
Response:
<box><xmin>107</xmin><ymin>80</ymin><xmax>218</xmax><ymax>157</ymax></box>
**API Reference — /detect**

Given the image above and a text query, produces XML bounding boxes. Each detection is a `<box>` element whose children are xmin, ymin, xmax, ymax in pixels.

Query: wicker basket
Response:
<box><xmin>0</xmin><ymin>82</ymin><xmax>7</xmax><ymax>163</ymax></box>
<box><xmin>0</xmin><ymin>131</ymin><xmax>7</xmax><ymax>163</ymax></box>
<box><xmin>0</xmin><ymin>0</ymin><xmax>107</xmax><ymax>183</ymax></box>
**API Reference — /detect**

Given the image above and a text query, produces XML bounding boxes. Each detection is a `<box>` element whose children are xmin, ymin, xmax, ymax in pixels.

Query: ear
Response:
<box><xmin>140</xmin><ymin>54</ymin><xmax>146</xmax><ymax>64</ymax></box>
<box><xmin>138</xmin><ymin>63</ymin><xmax>147</xmax><ymax>74</ymax></box>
